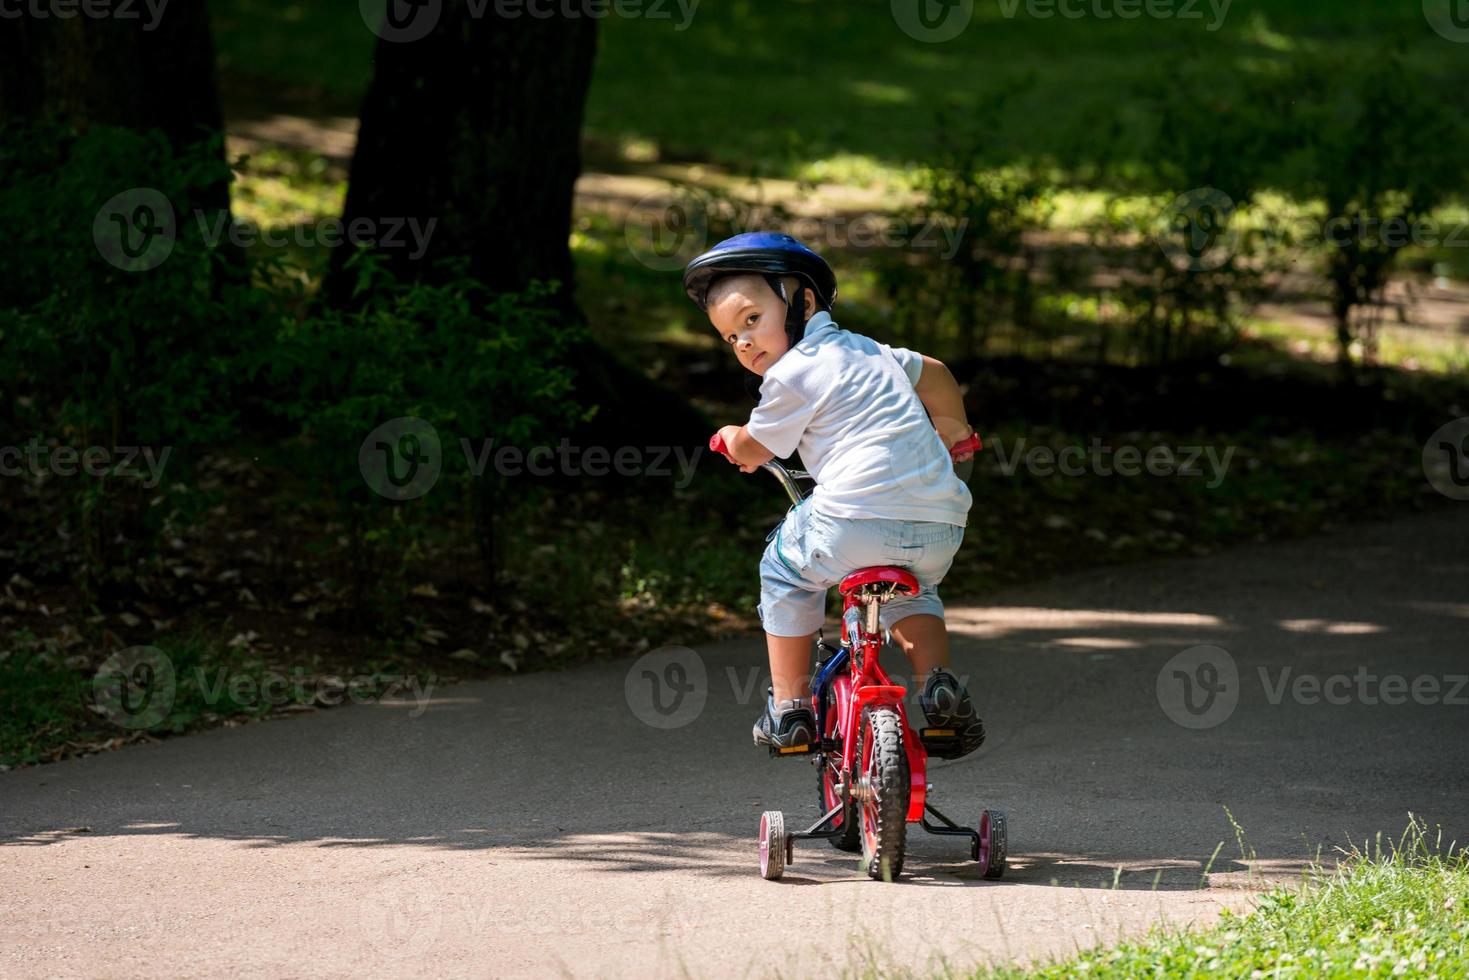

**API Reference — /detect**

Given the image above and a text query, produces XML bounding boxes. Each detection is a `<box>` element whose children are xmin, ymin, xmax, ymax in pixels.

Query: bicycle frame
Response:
<box><xmin>756</xmin><ymin>456</ymin><xmax>929</xmax><ymax>821</ymax></box>
<box><xmin>719</xmin><ymin>430</ymin><xmax>1005</xmax><ymax>879</ymax></box>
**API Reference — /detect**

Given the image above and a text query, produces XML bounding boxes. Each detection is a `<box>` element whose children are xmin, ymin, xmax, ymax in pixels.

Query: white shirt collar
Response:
<box><xmin>802</xmin><ymin>310</ymin><xmax>835</xmax><ymax>341</ymax></box>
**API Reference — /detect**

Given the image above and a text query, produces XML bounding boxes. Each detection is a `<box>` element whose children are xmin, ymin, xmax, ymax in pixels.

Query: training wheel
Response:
<box><xmin>758</xmin><ymin>810</ymin><xmax>787</xmax><ymax>880</ymax></box>
<box><xmin>973</xmin><ymin>808</ymin><xmax>1007</xmax><ymax>879</ymax></box>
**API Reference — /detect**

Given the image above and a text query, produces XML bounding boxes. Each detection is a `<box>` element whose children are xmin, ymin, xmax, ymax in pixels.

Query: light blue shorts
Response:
<box><xmin>757</xmin><ymin>498</ymin><xmax>965</xmax><ymax>637</ymax></box>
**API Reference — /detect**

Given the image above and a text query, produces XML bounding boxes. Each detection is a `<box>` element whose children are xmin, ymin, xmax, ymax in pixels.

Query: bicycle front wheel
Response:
<box><xmin>856</xmin><ymin>705</ymin><xmax>909</xmax><ymax>881</ymax></box>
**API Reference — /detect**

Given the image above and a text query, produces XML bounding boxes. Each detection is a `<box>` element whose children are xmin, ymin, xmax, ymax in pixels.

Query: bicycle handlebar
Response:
<box><xmin>709</xmin><ymin>430</ymin><xmax>982</xmax><ymax>460</ymax></box>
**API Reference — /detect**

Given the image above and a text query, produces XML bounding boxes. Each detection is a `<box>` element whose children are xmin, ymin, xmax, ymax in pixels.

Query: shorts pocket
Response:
<box><xmin>768</xmin><ymin>502</ymin><xmax>812</xmax><ymax>576</ymax></box>
<box><xmin>812</xmin><ymin>515</ymin><xmax>872</xmax><ymax>574</ymax></box>
<box><xmin>880</xmin><ymin>541</ymin><xmax>927</xmax><ymax>566</ymax></box>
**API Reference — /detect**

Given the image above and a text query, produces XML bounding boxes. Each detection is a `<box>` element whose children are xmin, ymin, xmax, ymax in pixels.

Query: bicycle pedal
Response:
<box><xmin>769</xmin><ymin>743</ymin><xmax>814</xmax><ymax>757</ymax></box>
<box><xmin>919</xmin><ymin>728</ymin><xmax>961</xmax><ymax>755</ymax></box>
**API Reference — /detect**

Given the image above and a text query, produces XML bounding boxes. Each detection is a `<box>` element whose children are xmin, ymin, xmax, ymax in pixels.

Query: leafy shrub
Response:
<box><xmin>880</xmin><ymin>95</ymin><xmax>1054</xmax><ymax>361</ymax></box>
<box><xmin>1085</xmin><ymin>56</ymin><xmax>1297</xmax><ymax>364</ymax></box>
<box><xmin>0</xmin><ymin>122</ymin><xmax>265</xmax><ymax>593</ymax></box>
<box><xmin>251</xmin><ymin>254</ymin><xmax>592</xmax><ymax>620</ymax></box>
<box><xmin>1272</xmin><ymin>45</ymin><xmax>1466</xmax><ymax>373</ymax></box>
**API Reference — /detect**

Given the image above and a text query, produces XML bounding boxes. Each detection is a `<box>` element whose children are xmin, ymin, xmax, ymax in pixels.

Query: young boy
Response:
<box><xmin>683</xmin><ymin>232</ymin><xmax>985</xmax><ymax>760</ymax></box>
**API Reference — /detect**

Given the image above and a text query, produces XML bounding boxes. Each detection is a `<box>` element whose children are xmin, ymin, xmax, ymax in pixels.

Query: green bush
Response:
<box><xmin>0</xmin><ymin>122</ymin><xmax>250</xmax><ymax>446</ymax></box>
<box><xmin>1083</xmin><ymin>57</ymin><xmax>1297</xmax><ymax>365</ymax></box>
<box><xmin>1273</xmin><ymin>45</ymin><xmax>1467</xmax><ymax>373</ymax></box>
<box><xmin>879</xmin><ymin>94</ymin><xmax>1054</xmax><ymax>362</ymax></box>
<box><xmin>0</xmin><ymin>122</ymin><xmax>267</xmax><ymax>593</ymax></box>
<box><xmin>251</xmin><ymin>255</ymin><xmax>592</xmax><ymax>619</ymax></box>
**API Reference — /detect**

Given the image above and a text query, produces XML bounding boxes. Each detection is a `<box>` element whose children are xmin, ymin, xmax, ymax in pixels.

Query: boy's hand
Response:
<box><xmin>715</xmin><ymin>424</ymin><xmax>768</xmax><ymax>473</ymax></box>
<box><xmin>949</xmin><ymin>424</ymin><xmax>977</xmax><ymax>462</ymax></box>
<box><xmin>715</xmin><ymin>424</ymin><xmax>753</xmax><ymax>473</ymax></box>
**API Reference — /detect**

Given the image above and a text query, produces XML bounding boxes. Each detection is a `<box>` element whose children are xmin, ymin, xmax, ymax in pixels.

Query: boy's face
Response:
<box><xmin>707</xmin><ymin>276</ymin><xmax>805</xmax><ymax>377</ymax></box>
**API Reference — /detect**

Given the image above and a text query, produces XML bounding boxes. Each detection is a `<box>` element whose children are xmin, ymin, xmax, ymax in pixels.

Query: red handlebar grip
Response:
<box><xmin>949</xmin><ymin>433</ymin><xmax>982</xmax><ymax>457</ymax></box>
<box><xmin>710</xmin><ymin>433</ymin><xmax>728</xmax><ymax>455</ymax></box>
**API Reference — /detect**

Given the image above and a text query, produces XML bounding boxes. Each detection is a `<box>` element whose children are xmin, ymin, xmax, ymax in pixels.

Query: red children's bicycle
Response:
<box><xmin>710</xmin><ymin>431</ymin><xmax>1006</xmax><ymax>883</ymax></box>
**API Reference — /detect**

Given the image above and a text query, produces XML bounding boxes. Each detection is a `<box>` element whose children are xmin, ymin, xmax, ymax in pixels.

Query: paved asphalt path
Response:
<box><xmin>4</xmin><ymin>507</ymin><xmax>1468</xmax><ymax>978</ymax></box>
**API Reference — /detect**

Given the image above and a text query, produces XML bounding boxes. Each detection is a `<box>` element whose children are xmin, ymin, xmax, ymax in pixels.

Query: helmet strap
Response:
<box><xmin>740</xmin><ymin>273</ymin><xmax>811</xmax><ymax>401</ymax></box>
<box><xmin>763</xmin><ymin>273</ymin><xmax>807</xmax><ymax>351</ymax></box>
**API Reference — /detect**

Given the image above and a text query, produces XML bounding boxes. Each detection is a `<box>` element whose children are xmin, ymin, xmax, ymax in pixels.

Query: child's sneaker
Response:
<box><xmin>753</xmin><ymin>687</ymin><xmax>815</xmax><ymax>756</ymax></box>
<box><xmin>918</xmin><ymin>667</ymin><xmax>986</xmax><ymax>759</ymax></box>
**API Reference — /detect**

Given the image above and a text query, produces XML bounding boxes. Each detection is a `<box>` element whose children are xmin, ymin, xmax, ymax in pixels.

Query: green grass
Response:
<box><xmin>212</xmin><ymin>0</ymin><xmax>1467</xmax><ymax>182</ymax></box>
<box><xmin>587</xmin><ymin>0</ymin><xmax>1464</xmax><ymax>182</ymax></box>
<box><xmin>1246</xmin><ymin>319</ymin><xmax>1469</xmax><ymax>377</ymax></box>
<box><xmin>210</xmin><ymin>0</ymin><xmax>1469</xmax><ymax>373</ymax></box>
<box><xmin>965</xmin><ymin>816</ymin><xmax>1469</xmax><ymax>979</ymax></box>
<box><xmin>214</xmin><ymin>0</ymin><xmax>375</xmax><ymax>114</ymax></box>
<box><xmin>0</xmin><ymin>628</ymin><xmax>430</xmax><ymax>767</ymax></box>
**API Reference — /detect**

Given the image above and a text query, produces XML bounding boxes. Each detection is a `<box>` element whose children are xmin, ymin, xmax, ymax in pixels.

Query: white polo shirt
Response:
<box><xmin>744</xmin><ymin>311</ymin><xmax>972</xmax><ymax>527</ymax></box>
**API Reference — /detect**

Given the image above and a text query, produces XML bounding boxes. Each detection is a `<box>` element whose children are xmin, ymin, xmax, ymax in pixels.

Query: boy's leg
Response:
<box><xmin>880</xmin><ymin>525</ymin><xmax>984</xmax><ymax>758</ymax></box>
<box><xmin>889</xmin><ymin>613</ymin><xmax>950</xmax><ymax>677</ymax></box>
<box><xmin>767</xmin><ymin>630</ymin><xmax>816</xmax><ymax>703</ymax></box>
<box><xmin>897</xmin><ymin>614</ymin><xmax>985</xmax><ymax>758</ymax></box>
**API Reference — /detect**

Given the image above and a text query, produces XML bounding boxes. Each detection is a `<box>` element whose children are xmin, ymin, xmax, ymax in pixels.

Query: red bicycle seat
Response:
<box><xmin>839</xmin><ymin>566</ymin><xmax>920</xmax><ymax>598</ymax></box>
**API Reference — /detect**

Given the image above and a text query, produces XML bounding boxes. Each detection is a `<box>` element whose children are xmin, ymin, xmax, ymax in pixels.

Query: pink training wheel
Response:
<box><xmin>758</xmin><ymin>810</ymin><xmax>787</xmax><ymax>880</ymax></box>
<box><xmin>974</xmin><ymin>808</ymin><xmax>1007</xmax><ymax>879</ymax></box>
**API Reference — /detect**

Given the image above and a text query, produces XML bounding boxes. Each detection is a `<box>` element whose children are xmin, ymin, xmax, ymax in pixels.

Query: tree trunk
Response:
<box><xmin>0</xmin><ymin>0</ymin><xmax>232</xmax><ymax>217</ymax></box>
<box><xmin>329</xmin><ymin>2</ymin><xmax>709</xmax><ymax>444</ymax></box>
<box><xmin>327</xmin><ymin>3</ymin><xmax>596</xmax><ymax>306</ymax></box>
<box><xmin>332</xmin><ymin>3</ymin><xmax>712</xmax><ymax>594</ymax></box>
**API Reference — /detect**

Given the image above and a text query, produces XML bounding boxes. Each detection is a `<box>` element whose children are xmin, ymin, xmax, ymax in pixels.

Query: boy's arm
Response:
<box><xmin>715</xmin><ymin>424</ymin><xmax>775</xmax><ymax>473</ymax></box>
<box><xmin>913</xmin><ymin>355</ymin><xmax>975</xmax><ymax>454</ymax></box>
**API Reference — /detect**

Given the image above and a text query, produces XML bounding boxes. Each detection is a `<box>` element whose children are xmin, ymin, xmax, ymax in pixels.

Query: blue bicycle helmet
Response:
<box><xmin>683</xmin><ymin>233</ymin><xmax>838</xmax><ymax>361</ymax></box>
